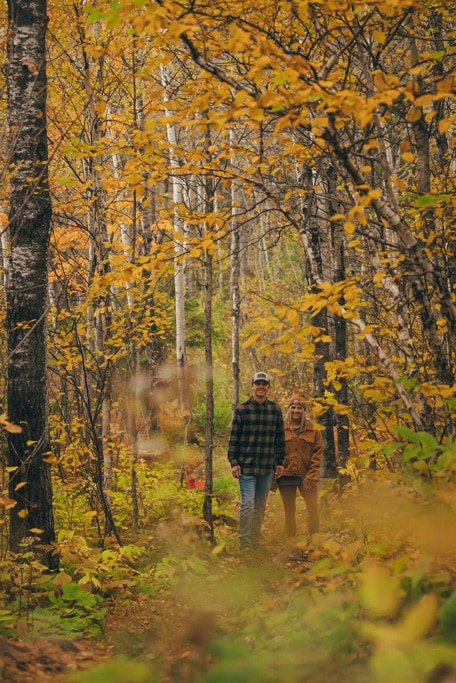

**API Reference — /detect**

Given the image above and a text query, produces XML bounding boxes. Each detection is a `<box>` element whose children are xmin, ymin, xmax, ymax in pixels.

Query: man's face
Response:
<box><xmin>252</xmin><ymin>380</ymin><xmax>270</xmax><ymax>402</ymax></box>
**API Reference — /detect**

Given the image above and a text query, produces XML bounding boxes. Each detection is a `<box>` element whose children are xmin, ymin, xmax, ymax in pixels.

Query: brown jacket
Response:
<box><xmin>281</xmin><ymin>420</ymin><xmax>323</xmax><ymax>484</ymax></box>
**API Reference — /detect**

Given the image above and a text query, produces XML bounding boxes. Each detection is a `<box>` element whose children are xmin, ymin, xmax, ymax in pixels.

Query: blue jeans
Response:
<box><xmin>238</xmin><ymin>473</ymin><xmax>274</xmax><ymax>548</ymax></box>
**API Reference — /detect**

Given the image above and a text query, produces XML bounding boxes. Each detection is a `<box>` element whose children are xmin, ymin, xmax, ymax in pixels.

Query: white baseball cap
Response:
<box><xmin>252</xmin><ymin>371</ymin><xmax>270</xmax><ymax>384</ymax></box>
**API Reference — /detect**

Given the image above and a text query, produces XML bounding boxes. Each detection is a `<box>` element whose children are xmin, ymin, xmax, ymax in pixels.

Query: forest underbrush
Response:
<box><xmin>2</xmin><ymin>452</ymin><xmax>456</xmax><ymax>683</ymax></box>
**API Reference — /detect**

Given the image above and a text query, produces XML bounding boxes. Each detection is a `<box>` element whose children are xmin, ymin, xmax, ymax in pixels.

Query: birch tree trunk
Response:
<box><xmin>230</xmin><ymin>131</ymin><xmax>241</xmax><ymax>415</ymax></box>
<box><xmin>5</xmin><ymin>0</ymin><xmax>55</xmax><ymax>559</ymax></box>
<box><xmin>160</xmin><ymin>66</ymin><xmax>188</xmax><ymax>414</ymax></box>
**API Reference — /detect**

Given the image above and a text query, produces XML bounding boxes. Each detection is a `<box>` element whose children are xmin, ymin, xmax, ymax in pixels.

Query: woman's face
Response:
<box><xmin>290</xmin><ymin>404</ymin><xmax>304</xmax><ymax>419</ymax></box>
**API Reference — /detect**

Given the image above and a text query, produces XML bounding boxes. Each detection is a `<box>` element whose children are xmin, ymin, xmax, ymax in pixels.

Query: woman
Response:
<box><xmin>276</xmin><ymin>390</ymin><xmax>323</xmax><ymax>538</ymax></box>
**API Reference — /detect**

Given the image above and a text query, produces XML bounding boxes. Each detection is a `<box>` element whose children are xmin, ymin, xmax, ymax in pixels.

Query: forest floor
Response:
<box><xmin>0</xmin><ymin>491</ymin><xmax>369</xmax><ymax>683</ymax></box>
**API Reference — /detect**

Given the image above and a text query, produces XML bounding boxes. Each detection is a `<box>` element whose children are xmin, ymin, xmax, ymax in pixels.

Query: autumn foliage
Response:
<box><xmin>0</xmin><ymin>0</ymin><xmax>455</xmax><ymax>681</ymax></box>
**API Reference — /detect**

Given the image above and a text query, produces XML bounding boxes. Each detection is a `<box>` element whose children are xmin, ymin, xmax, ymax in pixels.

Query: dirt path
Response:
<box><xmin>0</xmin><ymin>504</ymin><xmax>314</xmax><ymax>682</ymax></box>
<box><xmin>0</xmin><ymin>634</ymin><xmax>110</xmax><ymax>682</ymax></box>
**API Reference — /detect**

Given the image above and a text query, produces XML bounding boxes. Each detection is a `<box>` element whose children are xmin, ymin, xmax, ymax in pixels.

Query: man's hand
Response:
<box><xmin>302</xmin><ymin>480</ymin><xmax>315</xmax><ymax>490</ymax></box>
<box><xmin>275</xmin><ymin>465</ymin><xmax>284</xmax><ymax>478</ymax></box>
<box><xmin>231</xmin><ymin>465</ymin><xmax>241</xmax><ymax>479</ymax></box>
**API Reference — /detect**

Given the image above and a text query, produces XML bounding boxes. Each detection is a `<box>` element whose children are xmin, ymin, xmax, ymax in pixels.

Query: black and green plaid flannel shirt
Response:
<box><xmin>228</xmin><ymin>397</ymin><xmax>286</xmax><ymax>476</ymax></box>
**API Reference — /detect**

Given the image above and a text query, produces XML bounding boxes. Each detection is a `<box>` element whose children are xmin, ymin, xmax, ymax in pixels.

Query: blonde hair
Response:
<box><xmin>284</xmin><ymin>404</ymin><xmax>307</xmax><ymax>431</ymax></box>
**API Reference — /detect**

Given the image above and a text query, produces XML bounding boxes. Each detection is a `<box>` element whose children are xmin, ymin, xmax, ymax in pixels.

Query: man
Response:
<box><xmin>228</xmin><ymin>371</ymin><xmax>285</xmax><ymax>550</ymax></box>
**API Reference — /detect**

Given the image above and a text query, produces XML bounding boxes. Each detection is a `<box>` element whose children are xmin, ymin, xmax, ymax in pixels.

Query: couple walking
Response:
<box><xmin>228</xmin><ymin>371</ymin><xmax>323</xmax><ymax>550</ymax></box>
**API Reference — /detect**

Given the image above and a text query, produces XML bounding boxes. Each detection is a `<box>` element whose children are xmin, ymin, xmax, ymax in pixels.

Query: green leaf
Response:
<box><xmin>85</xmin><ymin>9</ymin><xmax>107</xmax><ymax>24</ymax></box>
<box><xmin>393</xmin><ymin>426</ymin><xmax>421</xmax><ymax>443</ymax></box>
<box><xmin>440</xmin><ymin>593</ymin><xmax>456</xmax><ymax>640</ymax></box>
<box><xmin>62</xmin><ymin>582</ymin><xmax>87</xmax><ymax>601</ymax></box>
<box><xmin>416</xmin><ymin>194</ymin><xmax>437</xmax><ymax>206</ymax></box>
<box><xmin>417</xmin><ymin>432</ymin><xmax>439</xmax><ymax>448</ymax></box>
<box><xmin>381</xmin><ymin>442</ymin><xmax>402</xmax><ymax>456</ymax></box>
<box><xmin>402</xmin><ymin>444</ymin><xmax>420</xmax><ymax>461</ymax></box>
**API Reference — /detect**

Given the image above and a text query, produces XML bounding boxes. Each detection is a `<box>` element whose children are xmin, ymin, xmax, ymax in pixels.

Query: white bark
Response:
<box><xmin>160</xmin><ymin>65</ymin><xmax>187</xmax><ymax>405</ymax></box>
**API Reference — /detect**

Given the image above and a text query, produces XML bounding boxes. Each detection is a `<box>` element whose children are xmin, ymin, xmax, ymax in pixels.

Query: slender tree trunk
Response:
<box><xmin>298</xmin><ymin>166</ymin><xmax>337</xmax><ymax>478</ymax></box>
<box><xmin>201</xmin><ymin>126</ymin><xmax>214</xmax><ymax>538</ymax></box>
<box><xmin>6</xmin><ymin>0</ymin><xmax>55</xmax><ymax>560</ymax></box>
<box><xmin>128</xmin><ymin>344</ymin><xmax>140</xmax><ymax>534</ymax></box>
<box><xmin>76</xmin><ymin>17</ymin><xmax>121</xmax><ymax>544</ymax></box>
<box><xmin>328</xmin><ymin>165</ymin><xmax>350</xmax><ymax>474</ymax></box>
<box><xmin>230</xmin><ymin>131</ymin><xmax>241</xmax><ymax>414</ymax></box>
<box><xmin>160</xmin><ymin>66</ymin><xmax>188</xmax><ymax>412</ymax></box>
<box><xmin>203</xmin><ymin>249</ymin><xmax>214</xmax><ymax>539</ymax></box>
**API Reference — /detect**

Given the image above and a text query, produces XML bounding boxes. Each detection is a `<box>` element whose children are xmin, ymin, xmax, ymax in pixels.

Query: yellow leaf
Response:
<box><xmin>250</xmin><ymin>107</ymin><xmax>265</xmax><ymax>122</ymax></box>
<box><xmin>343</xmin><ymin>221</ymin><xmax>356</xmax><ymax>235</ymax></box>
<box><xmin>439</xmin><ymin>385</ymin><xmax>456</xmax><ymax>398</ymax></box>
<box><xmin>18</xmin><ymin>509</ymin><xmax>28</xmax><ymax>518</ymax></box>
<box><xmin>0</xmin><ymin>413</ymin><xmax>22</xmax><ymax>433</ymax></box>
<box><xmin>391</xmin><ymin>176</ymin><xmax>406</xmax><ymax>190</ymax></box>
<box><xmin>360</xmin><ymin>563</ymin><xmax>403</xmax><ymax>617</ymax></box>
<box><xmin>242</xmin><ymin>333</ymin><xmax>262</xmax><ymax>348</ymax></box>
<box><xmin>211</xmin><ymin>543</ymin><xmax>226</xmax><ymax>557</ymax></box>
<box><xmin>257</xmin><ymin>90</ymin><xmax>284</xmax><ymax>109</ymax></box>
<box><xmin>368</xmin><ymin>189</ymin><xmax>382</xmax><ymax>199</ymax></box>
<box><xmin>372</xmin><ymin>29</ymin><xmax>386</xmax><ymax>45</ymax></box>
<box><xmin>43</xmin><ymin>456</ymin><xmax>59</xmax><ymax>464</ymax></box>
<box><xmin>0</xmin><ymin>496</ymin><xmax>17</xmax><ymax>510</ymax></box>
<box><xmin>312</xmin><ymin>115</ymin><xmax>328</xmax><ymax>128</ymax></box>
<box><xmin>29</xmin><ymin>528</ymin><xmax>44</xmax><ymax>534</ymax></box>
<box><xmin>274</xmin><ymin>115</ymin><xmax>292</xmax><ymax>134</ymax></box>
<box><xmin>406</xmin><ymin>107</ymin><xmax>422</xmax><ymax>122</ymax></box>
<box><xmin>285</xmin><ymin>309</ymin><xmax>300</xmax><ymax>325</ymax></box>
<box><xmin>402</xmin><ymin>152</ymin><xmax>414</xmax><ymax>162</ymax></box>
<box><xmin>14</xmin><ymin>482</ymin><xmax>27</xmax><ymax>491</ymax></box>
<box><xmin>438</xmin><ymin>118</ymin><xmax>452</xmax><ymax>134</ymax></box>
<box><xmin>414</xmin><ymin>94</ymin><xmax>437</xmax><ymax>107</ymax></box>
<box><xmin>95</xmin><ymin>100</ymin><xmax>106</xmax><ymax>115</ymax></box>
<box><xmin>400</xmin><ymin>594</ymin><xmax>438</xmax><ymax>640</ymax></box>
<box><xmin>355</xmin><ymin>109</ymin><xmax>374</xmax><ymax>128</ymax></box>
<box><xmin>373</xmin><ymin>70</ymin><xmax>388</xmax><ymax>91</ymax></box>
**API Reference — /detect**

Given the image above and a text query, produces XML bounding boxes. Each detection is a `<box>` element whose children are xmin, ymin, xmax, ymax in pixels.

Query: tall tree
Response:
<box><xmin>5</xmin><ymin>0</ymin><xmax>55</xmax><ymax>558</ymax></box>
<box><xmin>229</xmin><ymin>130</ymin><xmax>241</xmax><ymax>416</ymax></box>
<box><xmin>164</xmin><ymin>0</ymin><xmax>456</xmax><ymax>439</ymax></box>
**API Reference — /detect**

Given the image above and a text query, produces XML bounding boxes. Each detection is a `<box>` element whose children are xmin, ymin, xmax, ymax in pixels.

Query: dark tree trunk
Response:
<box><xmin>202</xmin><ymin>249</ymin><xmax>214</xmax><ymax>540</ymax></box>
<box><xmin>6</xmin><ymin>0</ymin><xmax>55</xmax><ymax>559</ymax></box>
<box><xmin>301</xmin><ymin>166</ymin><xmax>338</xmax><ymax>479</ymax></box>
<box><xmin>202</xmin><ymin>141</ymin><xmax>214</xmax><ymax>540</ymax></box>
<box><xmin>328</xmin><ymin>166</ymin><xmax>350</xmax><ymax>476</ymax></box>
